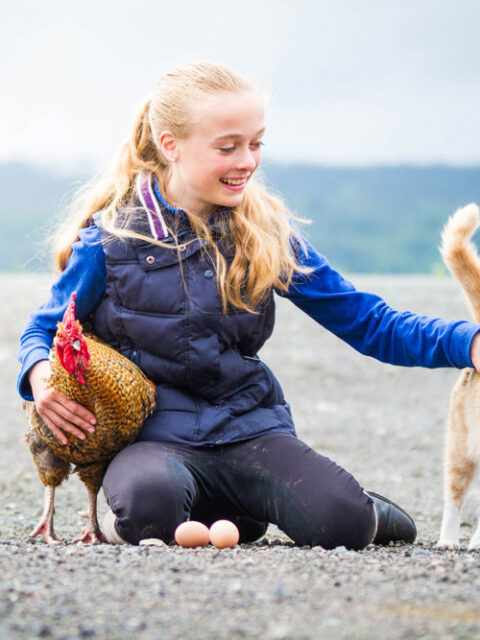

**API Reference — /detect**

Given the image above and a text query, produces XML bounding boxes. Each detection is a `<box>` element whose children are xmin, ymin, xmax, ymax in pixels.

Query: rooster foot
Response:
<box><xmin>73</xmin><ymin>526</ymin><xmax>107</xmax><ymax>544</ymax></box>
<box><xmin>30</xmin><ymin>520</ymin><xmax>61</xmax><ymax>545</ymax></box>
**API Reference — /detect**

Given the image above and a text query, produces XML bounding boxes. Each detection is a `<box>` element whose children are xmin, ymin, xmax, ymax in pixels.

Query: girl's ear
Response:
<box><xmin>159</xmin><ymin>130</ymin><xmax>178</xmax><ymax>162</ymax></box>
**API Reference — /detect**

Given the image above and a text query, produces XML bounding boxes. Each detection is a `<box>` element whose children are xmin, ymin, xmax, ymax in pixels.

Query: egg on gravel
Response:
<box><xmin>209</xmin><ymin>520</ymin><xmax>240</xmax><ymax>549</ymax></box>
<box><xmin>174</xmin><ymin>521</ymin><xmax>210</xmax><ymax>548</ymax></box>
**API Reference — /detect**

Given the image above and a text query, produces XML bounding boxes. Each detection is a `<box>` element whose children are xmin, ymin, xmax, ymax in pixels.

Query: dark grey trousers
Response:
<box><xmin>102</xmin><ymin>432</ymin><xmax>376</xmax><ymax>549</ymax></box>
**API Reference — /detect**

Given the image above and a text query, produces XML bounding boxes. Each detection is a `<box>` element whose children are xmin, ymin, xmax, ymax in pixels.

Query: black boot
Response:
<box><xmin>368</xmin><ymin>492</ymin><xmax>417</xmax><ymax>545</ymax></box>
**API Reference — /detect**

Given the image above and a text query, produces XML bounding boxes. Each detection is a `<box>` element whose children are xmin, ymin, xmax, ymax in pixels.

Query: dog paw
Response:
<box><xmin>435</xmin><ymin>539</ymin><xmax>459</xmax><ymax>550</ymax></box>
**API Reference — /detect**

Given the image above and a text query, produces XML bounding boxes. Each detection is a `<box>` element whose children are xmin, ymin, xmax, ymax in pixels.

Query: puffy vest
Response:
<box><xmin>91</xmin><ymin>181</ymin><xmax>295</xmax><ymax>446</ymax></box>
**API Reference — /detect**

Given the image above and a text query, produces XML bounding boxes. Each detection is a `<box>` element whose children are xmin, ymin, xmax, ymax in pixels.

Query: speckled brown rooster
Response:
<box><xmin>23</xmin><ymin>293</ymin><xmax>156</xmax><ymax>544</ymax></box>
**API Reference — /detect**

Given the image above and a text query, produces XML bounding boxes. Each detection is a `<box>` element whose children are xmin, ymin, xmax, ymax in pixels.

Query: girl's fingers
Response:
<box><xmin>44</xmin><ymin>420</ymin><xmax>69</xmax><ymax>445</ymax></box>
<box><xmin>41</xmin><ymin>407</ymin><xmax>89</xmax><ymax>443</ymax></box>
<box><xmin>38</xmin><ymin>393</ymin><xmax>96</xmax><ymax>433</ymax></box>
<box><xmin>50</xmin><ymin>392</ymin><xmax>97</xmax><ymax>428</ymax></box>
<box><xmin>30</xmin><ymin>362</ymin><xmax>96</xmax><ymax>443</ymax></box>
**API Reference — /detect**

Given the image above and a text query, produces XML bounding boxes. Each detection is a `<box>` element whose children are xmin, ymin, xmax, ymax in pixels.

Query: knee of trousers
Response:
<box><xmin>300</xmin><ymin>492</ymin><xmax>377</xmax><ymax>551</ymax></box>
<box><xmin>234</xmin><ymin>517</ymin><xmax>269</xmax><ymax>544</ymax></box>
<box><xmin>103</xmin><ymin>450</ymin><xmax>197</xmax><ymax>545</ymax></box>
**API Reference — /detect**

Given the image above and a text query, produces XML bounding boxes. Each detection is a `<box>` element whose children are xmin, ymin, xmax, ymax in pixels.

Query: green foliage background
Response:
<box><xmin>2</xmin><ymin>162</ymin><xmax>480</xmax><ymax>274</ymax></box>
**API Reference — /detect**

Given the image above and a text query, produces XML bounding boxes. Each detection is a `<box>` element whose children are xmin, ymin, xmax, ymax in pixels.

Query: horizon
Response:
<box><xmin>3</xmin><ymin>157</ymin><xmax>480</xmax><ymax>181</ymax></box>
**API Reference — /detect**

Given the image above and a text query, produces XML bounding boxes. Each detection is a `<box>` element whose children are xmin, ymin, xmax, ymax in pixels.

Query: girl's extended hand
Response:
<box><xmin>28</xmin><ymin>360</ymin><xmax>97</xmax><ymax>445</ymax></box>
<box><xmin>471</xmin><ymin>332</ymin><xmax>480</xmax><ymax>372</ymax></box>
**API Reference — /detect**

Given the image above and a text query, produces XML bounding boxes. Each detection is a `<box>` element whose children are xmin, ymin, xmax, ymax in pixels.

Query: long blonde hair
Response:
<box><xmin>53</xmin><ymin>61</ymin><xmax>309</xmax><ymax>312</ymax></box>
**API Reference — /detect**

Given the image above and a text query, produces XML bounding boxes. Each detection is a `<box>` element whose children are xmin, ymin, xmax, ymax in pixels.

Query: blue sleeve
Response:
<box><xmin>17</xmin><ymin>225</ymin><xmax>106</xmax><ymax>400</ymax></box>
<box><xmin>279</xmin><ymin>235</ymin><xmax>480</xmax><ymax>369</ymax></box>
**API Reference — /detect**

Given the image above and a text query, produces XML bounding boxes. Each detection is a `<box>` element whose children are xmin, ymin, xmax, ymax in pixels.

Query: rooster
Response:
<box><xmin>23</xmin><ymin>293</ymin><xmax>156</xmax><ymax>543</ymax></box>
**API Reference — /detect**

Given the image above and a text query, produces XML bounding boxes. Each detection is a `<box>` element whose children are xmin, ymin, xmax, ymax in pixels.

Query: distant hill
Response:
<box><xmin>2</xmin><ymin>161</ymin><xmax>480</xmax><ymax>273</ymax></box>
<box><xmin>262</xmin><ymin>163</ymin><xmax>480</xmax><ymax>273</ymax></box>
<box><xmin>0</xmin><ymin>163</ymin><xmax>85</xmax><ymax>272</ymax></box>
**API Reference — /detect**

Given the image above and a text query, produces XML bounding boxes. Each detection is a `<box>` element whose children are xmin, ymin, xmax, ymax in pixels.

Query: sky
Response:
<box><xmin>1</xmin><ymin>0</ymin><xmax>480</xmax><ymax>172</ymax></box>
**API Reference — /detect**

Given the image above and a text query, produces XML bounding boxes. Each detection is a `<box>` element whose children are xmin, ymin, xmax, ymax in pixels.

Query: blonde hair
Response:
<box><xmin>53</xmin><ymin>61</ymin><xmax>309</xmax><ymax>312</ymax></box>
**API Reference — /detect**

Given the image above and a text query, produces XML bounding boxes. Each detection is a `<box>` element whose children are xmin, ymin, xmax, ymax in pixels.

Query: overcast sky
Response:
<box><xmin>1</xmin><ymin>0</ymin><xmax>479</xmax><ymax>172</ymax></box>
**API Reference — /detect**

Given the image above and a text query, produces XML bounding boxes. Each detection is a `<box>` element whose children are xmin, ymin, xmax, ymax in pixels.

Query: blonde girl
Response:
<box><xmin>18</xmin><ymin>61</ymin><xmax>480</xmax><ymax>548</ymax></box>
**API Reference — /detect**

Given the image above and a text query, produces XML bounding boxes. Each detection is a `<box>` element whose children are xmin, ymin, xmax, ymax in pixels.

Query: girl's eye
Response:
<box><xmin>218</xmin><ymin>142</ymin><xmax>264</xmax><ymax>153</ymax></box>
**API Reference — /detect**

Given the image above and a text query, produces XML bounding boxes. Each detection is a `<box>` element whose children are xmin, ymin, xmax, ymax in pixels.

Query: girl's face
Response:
<box><xmin>163</xmin><ymin>90</ymin><xmax>265</xmax><ymax>218</ymax></box>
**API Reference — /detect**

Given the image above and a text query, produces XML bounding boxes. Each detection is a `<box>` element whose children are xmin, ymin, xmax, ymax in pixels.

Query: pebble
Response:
<box><xmin>139</xmin><ymin>538</ymin><xmax>166</xmax><ymax>547</ymax></box>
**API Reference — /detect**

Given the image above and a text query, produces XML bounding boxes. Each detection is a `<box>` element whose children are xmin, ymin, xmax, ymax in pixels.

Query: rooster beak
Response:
<box><xmin>72</xmin><ymin>339</ymin><xmax>81</xmax><ymax>351</ymax></box>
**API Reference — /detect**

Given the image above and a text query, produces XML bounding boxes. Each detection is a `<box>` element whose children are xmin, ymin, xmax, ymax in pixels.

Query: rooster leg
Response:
<box><xmin>72</xmin><ymin>489</ymin><xmax>107</xmax><ymax>543</ymax></box>
<box><xmin>30</xmin><ymin>486</ymin><xmax>60</xmax><ymax>544</ymax></box>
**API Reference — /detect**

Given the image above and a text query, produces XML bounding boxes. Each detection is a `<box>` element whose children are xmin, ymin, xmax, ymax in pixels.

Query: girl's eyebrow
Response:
<box><xmin>213</xmin><ymin>127</ymin><xmax>265</xmax><ymax>142</ymax></box>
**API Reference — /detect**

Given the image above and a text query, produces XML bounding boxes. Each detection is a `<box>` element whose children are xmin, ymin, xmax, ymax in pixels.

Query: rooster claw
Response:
<box><xmin>73</xmin><ymin>527</ymin><xmax>107</xmax><ymax>544</ymax></box>
<box><xmin>30</xmin><ymin>522</ymin><xmax>61</xmax><ymax>545</ymax></box>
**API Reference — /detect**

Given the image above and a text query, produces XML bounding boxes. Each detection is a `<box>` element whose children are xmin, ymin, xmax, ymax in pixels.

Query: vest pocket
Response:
<box><xmin>241</xmin><ymin>355</ymin><xmax>274</xmax><ymax>391</ymax></box>
<box><xmin>258</xmin><ymin>360</ymin><xmax>285</xmax><ymax>406</ymax></box>
<box><xmin>153</xmin><ymin>383</ymin><xmax>200</xmax><ymax>413</ymax></box>
<box><xmin>226</xmin><ymin>355</ymin><xmax>285</xmax><ymax>416</ymax></box>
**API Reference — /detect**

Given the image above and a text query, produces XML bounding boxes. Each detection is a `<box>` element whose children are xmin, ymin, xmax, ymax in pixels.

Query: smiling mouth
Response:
<box><xmin>220</xmin><ymin>177</ymin><xmax>247</xmax><ymax>186</ymax></box>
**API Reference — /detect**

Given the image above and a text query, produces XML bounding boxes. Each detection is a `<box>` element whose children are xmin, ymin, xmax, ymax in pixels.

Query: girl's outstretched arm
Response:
<box><xmin>281</xmin><ymin>235</ymin><xmax>480</xmax><ymax>370</ymax></box>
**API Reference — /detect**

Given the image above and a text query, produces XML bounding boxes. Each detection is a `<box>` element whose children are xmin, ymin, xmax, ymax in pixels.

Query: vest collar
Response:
<box><xmin>135</xmin><ymin>171</ymin><xmax>232</xmax><ymax>241</ymax></box>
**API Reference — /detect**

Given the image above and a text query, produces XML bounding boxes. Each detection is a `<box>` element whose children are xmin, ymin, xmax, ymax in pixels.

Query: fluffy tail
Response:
<box><xmin>441</xmin><ymin>203</ymin><xmax>480</xmax><ymax>322</ymax></box>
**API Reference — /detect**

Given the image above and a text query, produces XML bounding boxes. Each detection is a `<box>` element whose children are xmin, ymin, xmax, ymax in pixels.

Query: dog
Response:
<box><xmin>437</xmin><ymin>203</ymin><xmax>480</xmax><ymax>550</ymax></box>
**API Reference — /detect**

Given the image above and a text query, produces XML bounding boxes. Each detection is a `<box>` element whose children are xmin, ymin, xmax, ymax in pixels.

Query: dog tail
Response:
<box><xmin>441</xmin><ymin>203</ymin><xmax>480</xmax><ymax>322</ymax></box>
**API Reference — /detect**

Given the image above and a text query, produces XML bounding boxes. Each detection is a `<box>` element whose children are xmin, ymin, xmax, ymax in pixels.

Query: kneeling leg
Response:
<box><xmin>102</xmin><ymin>441</ymin><xmax>199</xmax><ymax>544</ymax></box>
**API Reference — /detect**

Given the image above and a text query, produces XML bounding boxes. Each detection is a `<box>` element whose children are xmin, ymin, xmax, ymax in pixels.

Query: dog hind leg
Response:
<box><xmin>437</xmin><ymin>456</ymin><xmax>476</xmax><ymax>549</ymax></box>
<box><xmin>467</xmin><ymin>488</ymin><xmax>480</xmax><ymax>550</ymax></box>
<box><xmin>437</xmin><ymin>389</ymin><xmax>476</xmax><ymax>550</ymax></box>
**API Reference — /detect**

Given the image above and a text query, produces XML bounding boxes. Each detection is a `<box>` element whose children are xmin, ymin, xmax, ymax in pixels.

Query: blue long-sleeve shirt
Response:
<box><xmin>17</xmin><ymin>224</ymin><xmax>480</xmax><ymax>400</ymax></box>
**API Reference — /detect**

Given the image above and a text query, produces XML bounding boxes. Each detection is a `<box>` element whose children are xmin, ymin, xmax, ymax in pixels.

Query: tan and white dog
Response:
<box><xmin>437</xmin><ymin>203</ymin><xmax>480</xmax><ymax>550</ymax></box>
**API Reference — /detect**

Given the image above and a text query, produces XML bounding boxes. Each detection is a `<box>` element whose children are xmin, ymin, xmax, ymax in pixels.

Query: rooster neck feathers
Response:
<box><xmin>55</xmin><ymin>293</ymin><xmax>90</xmax><ymax>384</ymax></box>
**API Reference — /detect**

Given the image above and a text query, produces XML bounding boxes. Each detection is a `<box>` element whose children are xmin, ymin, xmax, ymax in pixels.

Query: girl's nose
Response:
<box><xmin>235</xmin><ymin>148</ymin><xmax>258</xmax><ymax>171</ymax></box>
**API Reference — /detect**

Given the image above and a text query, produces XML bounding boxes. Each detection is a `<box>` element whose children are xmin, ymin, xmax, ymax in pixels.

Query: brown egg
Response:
<box><xmin>174</xmin><ymin>521</ymin><xmax>210</xmax><ymax>548</ymax></box>
<box><xmin>209</xmin><ymin>519</ymin><xmax>240</xmax><ymax>549</ymax></box>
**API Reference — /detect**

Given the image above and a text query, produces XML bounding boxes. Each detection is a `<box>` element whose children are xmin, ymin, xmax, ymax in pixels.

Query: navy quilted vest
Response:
<box><xmin>91</xmin><ymin>183</ymin><xmax>295</xmax><ymax>446</ymax></box>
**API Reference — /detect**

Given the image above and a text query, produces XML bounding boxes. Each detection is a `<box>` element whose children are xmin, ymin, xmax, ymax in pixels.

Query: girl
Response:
<box><xmin>18</xmin><ymin>61</ymin><xmax>480</xmax><ymax>549</ymax></box>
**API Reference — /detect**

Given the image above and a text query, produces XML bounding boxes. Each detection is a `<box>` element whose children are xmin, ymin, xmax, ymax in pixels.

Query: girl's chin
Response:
<box><xmin>218</xmin><ymin>195</ymin><xmax>244</xmax><ymax>209</ymax></box>
<box><xmin>219</xmin><ymin>187</ymin><xmax>246</xmax><ymax>203</ymax></box>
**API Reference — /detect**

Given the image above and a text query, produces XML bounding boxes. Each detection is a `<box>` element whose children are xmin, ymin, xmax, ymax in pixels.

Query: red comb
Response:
<box><xmin>56</xmin><ymin>292</ymin><xmax>90</xmax><ymax>384</ymax></box>
<box><xmin>62</xmin><ymin>292</ymin><xmax>77</xmax><ymax>329</ymax></box>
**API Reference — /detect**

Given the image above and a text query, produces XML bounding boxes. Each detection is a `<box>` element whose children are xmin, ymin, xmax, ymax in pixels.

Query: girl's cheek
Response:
<box><xmin>211</xmin><ymin>155</ymin><xmax>234</xmax><ymax>172</ymax></box>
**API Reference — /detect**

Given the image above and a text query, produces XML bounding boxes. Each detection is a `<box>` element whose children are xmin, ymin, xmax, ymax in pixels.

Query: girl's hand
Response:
<box><xmin>28</xmin><ymin>360</ymin><xmax>97</xmax><ymax>445</ymax></box>
<box><xmin>471</xmin><ymin>332</ymin><xmax>480</xmax><ymax>372</ymax></box>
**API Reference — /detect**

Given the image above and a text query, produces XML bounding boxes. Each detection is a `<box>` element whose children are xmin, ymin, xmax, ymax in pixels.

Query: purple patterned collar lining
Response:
<box><xmin>135</xmin><ymin>172</ymin><xmax>169</xmax><ymax>240</ymax></box>
<box><xmin>136</xmin><ymin>171</ymin><xmax>232</xmax><ymax>239</ymax></box>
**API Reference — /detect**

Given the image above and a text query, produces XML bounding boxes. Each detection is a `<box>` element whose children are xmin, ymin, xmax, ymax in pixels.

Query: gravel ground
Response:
<box><xmin>2</xmin><ymin>272</ymin><xmax>480</xmax><ymax>640</ymax></box>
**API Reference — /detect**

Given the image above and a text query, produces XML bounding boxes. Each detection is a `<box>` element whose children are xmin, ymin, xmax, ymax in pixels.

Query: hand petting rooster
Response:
<box><xmin>23</xmin><ymin>292</ymin><xmax>156</xmax><ymax>544</ymax></box>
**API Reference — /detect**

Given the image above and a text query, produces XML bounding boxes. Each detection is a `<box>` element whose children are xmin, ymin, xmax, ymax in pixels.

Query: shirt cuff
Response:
<box><xmin>17</xmin><ymin>348</ymin><xmax>50</xmax><ymax>401</ymax></box>
<box><xmin>449</xmin><ymin>323</ymin><xmax>480</xmax><ymax>369</ymax></box>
